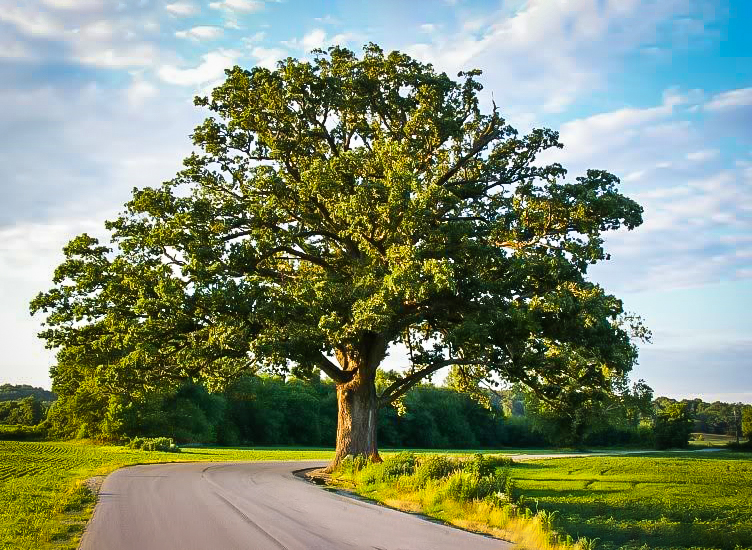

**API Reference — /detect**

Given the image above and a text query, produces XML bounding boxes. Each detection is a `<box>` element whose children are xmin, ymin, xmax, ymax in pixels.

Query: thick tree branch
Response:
<box><xmin>316</xmin><ymin>353</ymin><xmax>353</xmax><ymax>384</ymax></box>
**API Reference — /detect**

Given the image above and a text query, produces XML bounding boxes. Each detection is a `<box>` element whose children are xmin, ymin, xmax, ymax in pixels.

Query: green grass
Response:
<box><xmin>689</xmin><ymin>432</ymin><xmax>738</xmax><ymax>447</ymax></box>
<box><xmin>328</xmin><ymin>451</ymin><xmax>752</xmax><ymax>550</ymax></box>
<box><xmin>0</xmin><ymin>440</ymin><xmax>333</xmax><ymax>550</ymax></box>
<box><xmin>514</xmin><ymin>452</ymin><xmax>752</xmax><ymax>549</ymax></box>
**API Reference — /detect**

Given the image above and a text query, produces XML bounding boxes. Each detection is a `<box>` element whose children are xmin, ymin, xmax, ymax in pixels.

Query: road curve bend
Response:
<box><xmin>79</xmin><ymin>461</ymin><xmax>512</xmax><ymax>550</ymax></box>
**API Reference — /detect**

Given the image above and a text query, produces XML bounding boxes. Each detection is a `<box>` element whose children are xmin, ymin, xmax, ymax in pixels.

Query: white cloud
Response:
<box><xmin>539</xmin><ymin>87</ymin><xmax>752</xmax><ymax>293</ymax></box>
<box><xmin>80</xmin><ymin>19</ymin><xmax>115</xmax><ymax>38</ymax></box>
<box><xmin>301</xmin><ymin>28</ymin><xmax>326</xmax><ymax>51</ymax></box>
<box><xmin>158</xmin><ymin>50</ymin><xmax>238</xmax><ymax>85</ymax></box>
<box><xmin>75</xmin><ymin>43</ymin><xmax>157</xmax><ymax>68</ymax></box>
<box><xmin>242</xmin><ymin>31</ymin><xmax>266</xmax><ymax>44</ymax></box>
<box><xmin>705</xmin><ymin>87</ymin><xmax>752</xmax><ymax>111</ymax></box>
<box><xmin>165</xmin><ymin>1</ymin><xmax>200</xmax><ymax>16</ymax></box>
<box><xmin>283</xmin><ymin>29</ymin><xmax>359</xmax><ymax>52</ymax></box>
<box><xmin>41</xmin><ymin>0</ymin><xmax>104</xmax><ymax>10</ymax></box>
<box><xmin>0</xmin><ymin>37</ymin><xmax>32</xmax><ymax>59</ymax></box>
<box><xmin>126</xmin><ymin>75</ymin><xmax>158</xmax><ymax>107</ymax></box>
<box><xmin>314</xmin><ymin>15</ymin><xmax>341</xmax><ymax>25</ymax></box>
<box><xmin>0</xmin><ymin>84</ymin><xmax>202</xmax><ymax>386</ymax></box>
<box><xmin>209</xmin><ymin>0</ymin><xmax>264</xmax><ymax>13</ymax></box>
<box><xmin>249</xmin><ymin>46</ymin><xmax>287</xmax><ymax>69</ymax></box>
<box><xmin>0</xmin><ymin>6</ymin><xmax>65</xmax><ymax>37</ymax></box>
<box><xmin>175</xmin><ymin>25</ymin><xmax>224</xmax><ymax>41</ymax></box>
<box><xmin>686</xmin><ymin>149</ymin><xmax>720</xmax><ymax>162</ymax></box>
<box><xmin>404</xmin><ymin>0</ymin><xmax>710</xmax><ymax>115</ymax></box>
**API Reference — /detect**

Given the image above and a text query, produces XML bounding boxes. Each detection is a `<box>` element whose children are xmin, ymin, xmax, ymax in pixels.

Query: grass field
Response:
<box><xmin>690</xmin><ymin>432</ymin><xmax>739</xmax><ymax>447</ymax></box>
<box><xmin>0</xmin><ymin>440</ymin><xmax>334</xmax><ymax>550</ymax></box>
<box><xmin>3</xmin><ymin>441</ymin><xmax>751</xmax><ymax>550</ymax></box>
<box><xmin>508</xmin><ymin>452</ymin><xmax>752</xmax><ymax>549</ymax></box>
<box><xmin>329</xmin><ymin>451</ymin><xmax>752</xmax><ymax>550</ymax></box>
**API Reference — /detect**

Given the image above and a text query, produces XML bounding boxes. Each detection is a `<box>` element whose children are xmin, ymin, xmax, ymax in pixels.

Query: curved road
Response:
<box><xmin>79</xmin><ymin>461</ymin><xmax>511</xmax><ymax>550</ymax></box>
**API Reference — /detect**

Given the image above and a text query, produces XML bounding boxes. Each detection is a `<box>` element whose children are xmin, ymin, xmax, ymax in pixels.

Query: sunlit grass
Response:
<box><xmin>328</xmin><ymin>451</ymin><xmax>752</xmax><ymax>550</ymax></box>
<box><xmin>513</xmin><ymin>453</ymin><xmax>752</xmax><ymax>549</ymax></box>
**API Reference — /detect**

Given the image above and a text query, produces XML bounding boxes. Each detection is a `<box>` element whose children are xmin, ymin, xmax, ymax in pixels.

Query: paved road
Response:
<box><xmin>79</xmin><ymin>461</ymin><xmax>511</xmax><ymax>550</ymax></box>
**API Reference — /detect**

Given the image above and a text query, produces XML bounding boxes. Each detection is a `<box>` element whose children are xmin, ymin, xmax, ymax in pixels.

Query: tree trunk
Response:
<box><xmin>327</xmin><ymin>369</ymin><xmax>381</xmax><ymax>471</ymax></box>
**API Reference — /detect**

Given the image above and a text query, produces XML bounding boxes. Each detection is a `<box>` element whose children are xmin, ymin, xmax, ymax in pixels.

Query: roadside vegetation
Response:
<box><xmin>329</xmin><ymin>451</ymin><xmax>752</xmax><ymax>550</ymax></box>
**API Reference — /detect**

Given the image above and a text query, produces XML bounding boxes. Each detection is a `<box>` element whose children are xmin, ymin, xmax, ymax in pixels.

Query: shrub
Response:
<box><xmin>654</xmin><ymin>404</ymin><xmax>693</xmax><ymax>449</ymax></box>
<box><xmin>0</xmin><ymin>424</ymin><xmax>47</xmax><ymax>441</ymax></box>
<box><xmin>357</xmin><ymin>462</ymin><xmax>386</xmax><ymax>485</ymax></box>
<box><xmin>463</xmin><ymin>453</ymin><xmax>514</xmax><ymax>477</ymax></box>
<box><xmin>127</xmin><ymin>437</ymin><xmax>180</xmax><ymax>452</ymax></box>
<box><xmin>339</xmin><ymin>454</ymin><xmax>369</xmax><ymax>475</ymax></box>
<box><xmin>381</xmin><ymin>452</ymin><xmax>417</xmax><ymax>478</ymax></box>
<box><xmin>442</xmin><ymin>467</ymin><xmax>513</xmax><ymax>502</ymax></box>
<box><xmin>413</xmin><ymin>455</ymin><xmax>458</xmax><ymax>486</ymax></box>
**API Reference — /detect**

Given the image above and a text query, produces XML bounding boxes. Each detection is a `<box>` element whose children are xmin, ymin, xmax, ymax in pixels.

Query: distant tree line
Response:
<box><xmin>0</xmin><ymin>384</ymin><xmax>55</xmax><ymax>402</ymax></box>
<box><xmin>1</xmin><ymin>381</ymin><xmax>749</xmax><ymax>450</ymax></box>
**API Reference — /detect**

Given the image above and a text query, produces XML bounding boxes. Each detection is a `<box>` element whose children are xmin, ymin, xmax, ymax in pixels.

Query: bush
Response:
<box><xmin>413</xmin><ymin>455</ymin><xmax>458</xmax><ymax>486</ymax></box>
<box><xmin>357</xmin><ymin>462</ymin><xmax>386</xmax><ymax>485</ymax></box>
<box><xmin>381</xmin><ymin>452</ymin><xmax>417</xmax><ymax>478</ymax></box>
<box><xmin>339</xmin><ymin>454</ymin><xmax>370</xmax><ymax>475</ymax></box>
<box><xmin>463</xmin><ymin>453</ymin><xmax>514</xmax><ymax>477</ymax></box>
<box><xmin>442</xmin><ymin>468</ymin><xmax>512</xmax><ymax>502</ymax></box>
<box><xmin>0</xmin><ymin>424</ymin><xmax>47</xmax><ymax>441</ymax></box>
<box><xmin>127</xmin><ymin>437</ymin><xmax>180</xmax><ymax>453</ymax></box>
<box><xmin>654</xmin><ymin>404</ymin><xmax>693</xmax><ymax>449</ymax></box>
<box><xmin>726</xmin><ymin>439</ymin><xmax>752</xmax><ymax>451</ymax></box>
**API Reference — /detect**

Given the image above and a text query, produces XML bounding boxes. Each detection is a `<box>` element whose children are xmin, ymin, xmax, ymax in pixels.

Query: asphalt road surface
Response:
<box><xmin>78</xmin><ymin>461</ymin><xmax>512</xmax><ymax>550</ymax></box>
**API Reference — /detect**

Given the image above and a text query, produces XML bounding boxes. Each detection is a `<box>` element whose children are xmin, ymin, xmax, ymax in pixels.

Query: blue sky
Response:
<box><xmin>0</xmin><ymin>0</ymin><xmax>750</xmax><ymax>403</ymax></box>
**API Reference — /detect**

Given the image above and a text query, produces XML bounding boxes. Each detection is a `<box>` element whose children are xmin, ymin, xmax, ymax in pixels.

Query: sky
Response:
<box><xmin>0</xmin><ymin>0</ymin><xmax>750</xmax><ymax>403</ymax></box>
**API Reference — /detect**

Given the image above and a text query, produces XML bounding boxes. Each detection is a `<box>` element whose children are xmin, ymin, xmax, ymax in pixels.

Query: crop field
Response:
<box><xmin>514</xmin><ymin>453</ymin><xmax>752</xmax><ymax>549</ymax></box>
<box><xmin>0</xmin><ymin>440</ymin><xmax>334</xmax><ymax>549</ymax></box>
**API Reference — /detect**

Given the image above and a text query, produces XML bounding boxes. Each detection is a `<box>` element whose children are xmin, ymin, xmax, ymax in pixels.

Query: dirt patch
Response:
<box><xmin>293</xmin><ymin>467</ymin><xmax>331</xmax><ymax>485</ymax></box>
<box><xmin>83</xmin><ymin>475</ymin><xmax>106</xmax><ymax>496</ymax></box>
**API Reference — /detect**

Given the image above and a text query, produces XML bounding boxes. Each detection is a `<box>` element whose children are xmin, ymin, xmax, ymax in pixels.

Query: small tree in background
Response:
<box><xmin>741</xmin><ymin>406</ymin><xmax>752</xmax><ymax>442</ymax></box>
<box><xmin>654</xmin><ymin>403</ymin><xmax>693</xmax><ymax>449</ymax></box>
<box><xmin>32</xmin><ymin>44</ymin><xmax>645</xmax><ymax>468</ymax></box>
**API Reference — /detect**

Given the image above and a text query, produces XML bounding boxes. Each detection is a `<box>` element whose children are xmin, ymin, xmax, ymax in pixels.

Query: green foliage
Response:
<box><xmin>463</xmin><ymin>452</ymin><xmax>514</xmax><ymax>477</ymax></box>
<box><xmin>413</xmin><ymin>454</ymin><xmax>458</xmax><ymax>486</ymax></box>
<box><xmin>442</xmin><ymin>468</ymin><xmax>512</xmax><ymax>502</ymax></box>
<box><xmin>32</xmin><ymin>44</ymin><xmax>646</xmax><ymax>461</ymax></box>
<box><xmin>0</xmin><ymin>384</ymin><xmax>55</xmax><ymax>402</ymax></box>
<box><xmin>0</xmin><ymin>424</ymin><xmax>47</xmax><ymax>441</ymax></box>
<box><xmin>127</xmin><ymin>437</ymin><xmax>180</xmax><ymax>452</ymax></box>
<box><xmin>742</xmin><ymin>406</ymin><xmax>752</xmax><ymax>440</ymax></box>
<box><xmin>522</xmin><ymin>377</ymin><xmax>655</xmax><ymax>447</ymax></box>
<box><xmin>0</xmin><ymin>396</ymin><xmax>47</xmax><ymax>426</ymax></box>
<box><xmin>381</xmin><ymin>451</ymin><xmax>417</xmax><ymax>478</ymax></box>
<box><xmin>654</xmin><ymin>403</ymin><xmax>694</xmax><ymax>449</ymax></box>
<box><xmin>338</xmin><ymin>454</ymin><xmax>370</xmax><ymax>475</ymax></box>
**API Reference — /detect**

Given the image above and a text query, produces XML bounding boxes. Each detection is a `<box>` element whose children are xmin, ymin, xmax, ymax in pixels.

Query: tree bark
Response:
<box><xmin>328</xmin><ymin>369</ymin><xmax>381</xmax><ymax>471</ymax></box>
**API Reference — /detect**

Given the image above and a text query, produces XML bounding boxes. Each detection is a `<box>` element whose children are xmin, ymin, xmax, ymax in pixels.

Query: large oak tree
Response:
<box><xmin>32</xmin><ymin>44</ymin><xmax>644</xmax><ymax>467</ymax></box>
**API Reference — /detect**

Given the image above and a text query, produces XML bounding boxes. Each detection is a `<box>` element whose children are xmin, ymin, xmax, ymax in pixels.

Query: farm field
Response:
<box><xmin>3</xmin><ymin>441</ymin><xmax>751</xmax><ymax>550</ymax></box>
<box><xmin>0</xmin><ymin>440</ymin><xmax>334</xmax><ymax>549</ymax></box>
<box><xmin>514</xmin><ymin>453</ymin><xmax>752</xmax><ymax>549</ymax></box>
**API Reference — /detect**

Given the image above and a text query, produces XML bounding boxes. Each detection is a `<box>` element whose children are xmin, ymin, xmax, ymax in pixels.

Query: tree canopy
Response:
<box><xmin>32</xmin><ymin>44</ymin><xmax>645</xmax><ymax>464</ymax></box>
